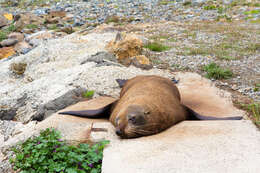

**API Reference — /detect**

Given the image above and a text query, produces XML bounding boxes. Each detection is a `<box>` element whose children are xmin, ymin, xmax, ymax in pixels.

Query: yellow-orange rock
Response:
<box><xmin>131</xmin><ymin>55</ymin><xmax>152</xmax><ymax>70</ymax></box>
<box><xmin>0</xmin><ymin>47</ymin><xmax>15</xmax><ymax>59</ymax></box>
<box><xmin>106</xmin><ymin>33</ymin><xmax>143</xmax><ymax>65</ymax></box>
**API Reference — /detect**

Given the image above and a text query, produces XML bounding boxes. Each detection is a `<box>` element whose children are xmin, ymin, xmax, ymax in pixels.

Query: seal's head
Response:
<box><xmin>114</xmin><ymin>104</ymin><xmax>162</xmax><ymax>138</ymax></box>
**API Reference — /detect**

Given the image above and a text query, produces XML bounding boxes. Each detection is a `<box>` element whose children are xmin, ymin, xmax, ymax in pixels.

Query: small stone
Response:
<box><xmin>59</xmin><ymin>26</ymin><xmax>74</xmax><ymax>34</ymax></box>
<box><xmin>14</xmin><ymin>41</ymin><xmax>32</xmax><ymax>54</ymax></box>
<box><xmin>0</xmin><ymin>15</ymin><xmax>8</xmax><ymax>28</ymax></box>
<box><xmin>0</xmin><ymin>47</ymin><xmax>15</xmax><ymax>59</ymax></box>
<box><xmin>49</xmin><ymin>10</ymin><xmax>66</xmax><ymax>18</ymax></box>
<box><xmin>26</xmin><ymin>31</ymin><xmax>54</xmax><ymax>41</ymax></box>
<box><xmin>14</xmin><ymin>13</ymin><xmax>44</xmax><ymax>32</ymax></box>
<box><xmin>9</xmin><ymin>62</ymin><xmax>27</xmax><ymax>75</ymax></box>
<box><xmin>0</xmin><ymin>38</ymin><xmax>18</xmax><ymax>47</ymax></box>
<box><xmin>8</xmin><ymin>32</ymin><xmax>24</xmax><ymax>42</ymax></box>
<box><xmin>131</xmin><ymin>55</ymin><xmax>152</xmax><ymax>70</ymax></box>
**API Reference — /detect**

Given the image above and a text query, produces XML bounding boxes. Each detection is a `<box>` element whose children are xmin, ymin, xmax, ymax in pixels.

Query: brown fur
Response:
<box><xmin>110</xmin><ymin>75</ymin><xmax>188</xmax><ymax>138</ymax></box>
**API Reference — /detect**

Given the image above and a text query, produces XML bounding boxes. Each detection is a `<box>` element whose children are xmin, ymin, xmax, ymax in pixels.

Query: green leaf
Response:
<box><xmin>66</xmin><ymin>168</ymin><xmax>78</xmax><ymax>173</ymax></box>
<box><xmin>90</xmin><ymin>168</ymin><xmax>99</xmax><ymax>173</ymax></box>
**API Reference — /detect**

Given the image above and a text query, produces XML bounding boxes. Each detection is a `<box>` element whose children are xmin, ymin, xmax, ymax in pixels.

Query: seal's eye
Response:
<box><xmin>128</xmin><ymin>114</ymin><xmax>145</xmax><ymax>125</ymax></box>
<box><xmin>128</xmin><ymin>115</ymin><xmax>137</xmax><ymax>124</ymax></box>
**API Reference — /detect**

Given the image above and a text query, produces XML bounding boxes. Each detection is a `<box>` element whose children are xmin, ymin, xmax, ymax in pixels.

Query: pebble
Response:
<box><xmin>0</xmin><ymin>39</ymin><xmax>18</xmax><ymax>47</ymax></box>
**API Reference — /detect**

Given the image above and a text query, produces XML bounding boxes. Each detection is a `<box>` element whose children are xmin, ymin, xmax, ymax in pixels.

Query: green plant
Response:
<box><xmin>144</xmin><ymin>42</ymin><xmax>171</xmax><ymax>52</ymax></box>
<box><xmin>105</xmin><ymin>16</ymin><xmax>120</xmax><ymax>24</ymax></box>
<box><xmin>217</xmin><ymin>7</ymin><xmax>224</xmax><ymax>13</ymax></box>
<box><xmin>25</xmin><ymin>24</ymin><xmax>38</xmax><ymax>29</ymax></box>
<box><xmin>183</xmin><ymin>1</ymin><xmax>191</xmax><ymax>6</ymax></box>
<box><xmin>7</xmin><ymin>23</ymin><xmax>16</xmax><ymax>32</ymax></box>
<box><xmin>0</xmin><ymin>31</ymin><xmax>8</xmax><ymax>42</ymax></box>
<box><xmin>202</xmin><ymin>63</ymin><xmax>233</xmax><ymax>79</ymax></box>
<box><xmin>82</xmin><ymin>90</ymin><xmax>95</xmax><ymax>99</ymax></box>
<box><xmin>48</xmin><ymin>24</ymin><xmax>58</xmax><ymax>30</ymax></box>
<box><xmin>204</xmin><ymin>5</ymin><xmax>217</xmax><ymax>10</ymax></box>
<box><xmin>243</xmin><ymin>103</ymin><xmax>260</xmax><ymax>125</ymax></box>
<box><xmin>0</xmin><ymin>23</ymin><xmax>16</xmax><ymax>42</ymax></box>
<box><xmin>244</xmin><ymin>9</ymin><xmax>260</xmax><ymax>15</ymax></box>
<box><xmin>9</xmin><ymin>128</ymin><xmax>109</xmax><ymax>173</ymax></box>
<box><xmin>159</xmin><ymin>0</ymin><xmax>174</xmax><ymax>5</ymax></box>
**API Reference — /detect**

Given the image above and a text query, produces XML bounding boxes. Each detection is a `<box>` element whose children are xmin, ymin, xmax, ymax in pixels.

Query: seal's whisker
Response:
<box><xmin>130</xmin><ymin>128</ymin><xmax>154</xmax><ymax>135</ymax></box>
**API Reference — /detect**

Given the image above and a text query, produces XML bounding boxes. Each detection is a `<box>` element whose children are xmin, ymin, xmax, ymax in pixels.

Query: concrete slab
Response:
<box><xmin>102</xmin><ymin>120</ymin><xmax>260</xmax><ymax>173</ymax></box>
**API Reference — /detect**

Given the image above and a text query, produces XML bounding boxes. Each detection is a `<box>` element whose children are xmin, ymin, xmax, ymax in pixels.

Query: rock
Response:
<box><xmin>26</xmin><ymin>30</ymin><xmax>55</xmax><ymax>41</ymax></box>
<box><xmin>14</xmin><ymin>41</ymin><xmax>32</xmax><ymax>54</ymax></box>
<box><xmin>8</xmin><ymin>32</ymin><xmax>24</xmax><ymax>42</ymax></box>
<box><xmin>222</xmin><ymin>0</ymin><xmax>233</xmax><ymax>4</ymax></box>
<box><xmin>106</xmin><ymin>33</ymin><xmax>143</xmax><ymax>66</ymax></box>
<box><xmin>14</xmin><ymin>13</ymin><xmax>44</xmax><ymax>32</ymax></box>
<box><xmin>49</xmin><ymin>10</ymin><xmax>66</xmax><ymax>18</ymax></box>
<box><xmin>0</xmin><ymin>15</ymin><xmax>8</xmax><ymax>28</ymax></box>
<box><xmin>0</xmin><ymin>38</ymin><xmax>18</xmax><ymax>47</ymax></box>
<box><xmin>45</xmin><ymin>16</ymin><xmax>60</xmax><ymax>24</ymax></box>
<box><xmin>105</xmin><ymin>15</ymin><xmax>120</xmax><ymax>24</ymax></box>
<box><xmin>59</xmin><ymin>26</ymin><xmax>74</xmax><ymax>34</ymax></box>
<box><xmin>84</xmin><ymin>51</ymin><xmax>122</xmax><ymax>67</ymax></box>
<box><xmin>131</xmin><ymin>55</ymin><xmax>152</xmax><ymax>70</ymax></box>
<box><xmin>45</xmin><ymin>10</ymin><xmax>67</xmax><ymax>24</ymax></box>
<box><xmin>0</xmin><ymin>47</ymin><xmax>15</xmax><ymax>59</ymax></box>
<box><xmin>9</xmin><ymin>62</ymin><xmax>27</xmax><ymax>75</ymax></box>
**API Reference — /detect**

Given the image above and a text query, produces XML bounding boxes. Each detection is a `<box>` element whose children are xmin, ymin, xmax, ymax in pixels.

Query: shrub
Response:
<box><xmin>9</xmin><ymin>128</ymin><xmax>109</xmax><ymax>173</ymax></box>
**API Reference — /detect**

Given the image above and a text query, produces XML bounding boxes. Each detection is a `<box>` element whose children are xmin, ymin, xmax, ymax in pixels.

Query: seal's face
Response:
<box><xmin>114</xmin><ymin>104</ymin><xmax>159</xmax><ymax>138</ymax></box>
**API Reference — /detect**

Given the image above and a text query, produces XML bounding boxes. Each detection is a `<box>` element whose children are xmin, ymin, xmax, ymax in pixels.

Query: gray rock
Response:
<box><xmin>0</xmin><ymin>15</ymin><xmax>8</xmax><ymax>28</ymax></box>
<box><xmin>83</xmin><ymin>51</ymin><xmax>122</xmax><ymax>67</ymax></box>
<box><xmin>14</xmin><ymin>41</ymin><xmax>32</xmax><ymax>54</ymax></box>
<box><xmin>0</xmin><ymin>39</ymin><xmax>18</xmax><ymax>47</ymax></box>
<box><xmin>222</xmin><ymin>0</ymin><xmax>234</xmax><ymax>5</ymax></box>
<box><xmin>8</xmin><ymin>32</ymin><xmax>24</xmax><ymax>42</ymax></box>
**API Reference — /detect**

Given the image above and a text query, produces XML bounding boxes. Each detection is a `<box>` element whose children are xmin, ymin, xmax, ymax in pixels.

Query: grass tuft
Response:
<box><xmin>82</xmin><ymin>90</ymin><xmax>95</xmax><ymax>99</ymax></box>
<box><xmin>242</xmin><ymin>103</ymin><xmax>260</xmax><ymax>126</ymax></box>
<box><xmin>202</xmin><ymin>63</ymin><xmax>233</xmax><ymax>79</ymax></box>
<box><xmin>144</xmin><ymin>42</ymin><xmax>171</xmax><ymax>52</ymax></box>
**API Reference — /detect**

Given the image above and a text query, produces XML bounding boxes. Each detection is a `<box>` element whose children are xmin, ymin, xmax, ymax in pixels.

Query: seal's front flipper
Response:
<box><xmin>183</xmin><ymin>105</ymin><xmax>243</xmax><ymax>120</ymax></box>
<box><xmin>58</xmin><ymin>96</ymin><xmax>118</xmax><ymax>118</ymax></box>
<box><xmin>116</xmin><ymin>79</ymin><xmax>128</xmax><ymax>88</ymax></box>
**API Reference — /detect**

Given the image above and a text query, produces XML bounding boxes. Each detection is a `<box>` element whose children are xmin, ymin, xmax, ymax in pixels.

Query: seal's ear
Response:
<box><xmin>116</xmin><ymin>79</ymin><xmax>128</xmax><ymax>88</ymax></box>
<box><xmin>58</xmin><ymin>96</ymin><xmax>117</xmax><ymax>118</ymax></box>
<box><xmin>183</xmin><ymin>105</ymin><xmax>243</xmax><ymax>120</ymax></box>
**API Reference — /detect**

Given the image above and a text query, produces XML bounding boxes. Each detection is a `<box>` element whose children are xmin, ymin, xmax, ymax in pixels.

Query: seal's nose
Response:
<box><xmin>115</xmin><ymin>128</ymin><xmax>123</xmax><ymax>136</ymax></box>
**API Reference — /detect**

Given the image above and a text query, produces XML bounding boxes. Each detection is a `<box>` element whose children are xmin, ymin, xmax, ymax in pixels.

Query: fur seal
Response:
<box><xmin>59</xmin><ymin>75</ymin><xmax>242</xmax><ymax>138</ymax></box>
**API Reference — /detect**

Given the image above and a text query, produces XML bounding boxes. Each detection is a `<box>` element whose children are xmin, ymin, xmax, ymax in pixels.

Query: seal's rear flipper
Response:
<box><xmin>116</xmin><ymin>79</ymin><xmax>128</xmax><ymax>88</ymax></box>
<box><xmin>58</xmin><ymin>96</ymin><xmax>117</xmax><ymax>118</ymax></box>
<box><xmin>183</xmin><ymin>105</ymin><xmax>243</xmax><ymax>120</ymax></box>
